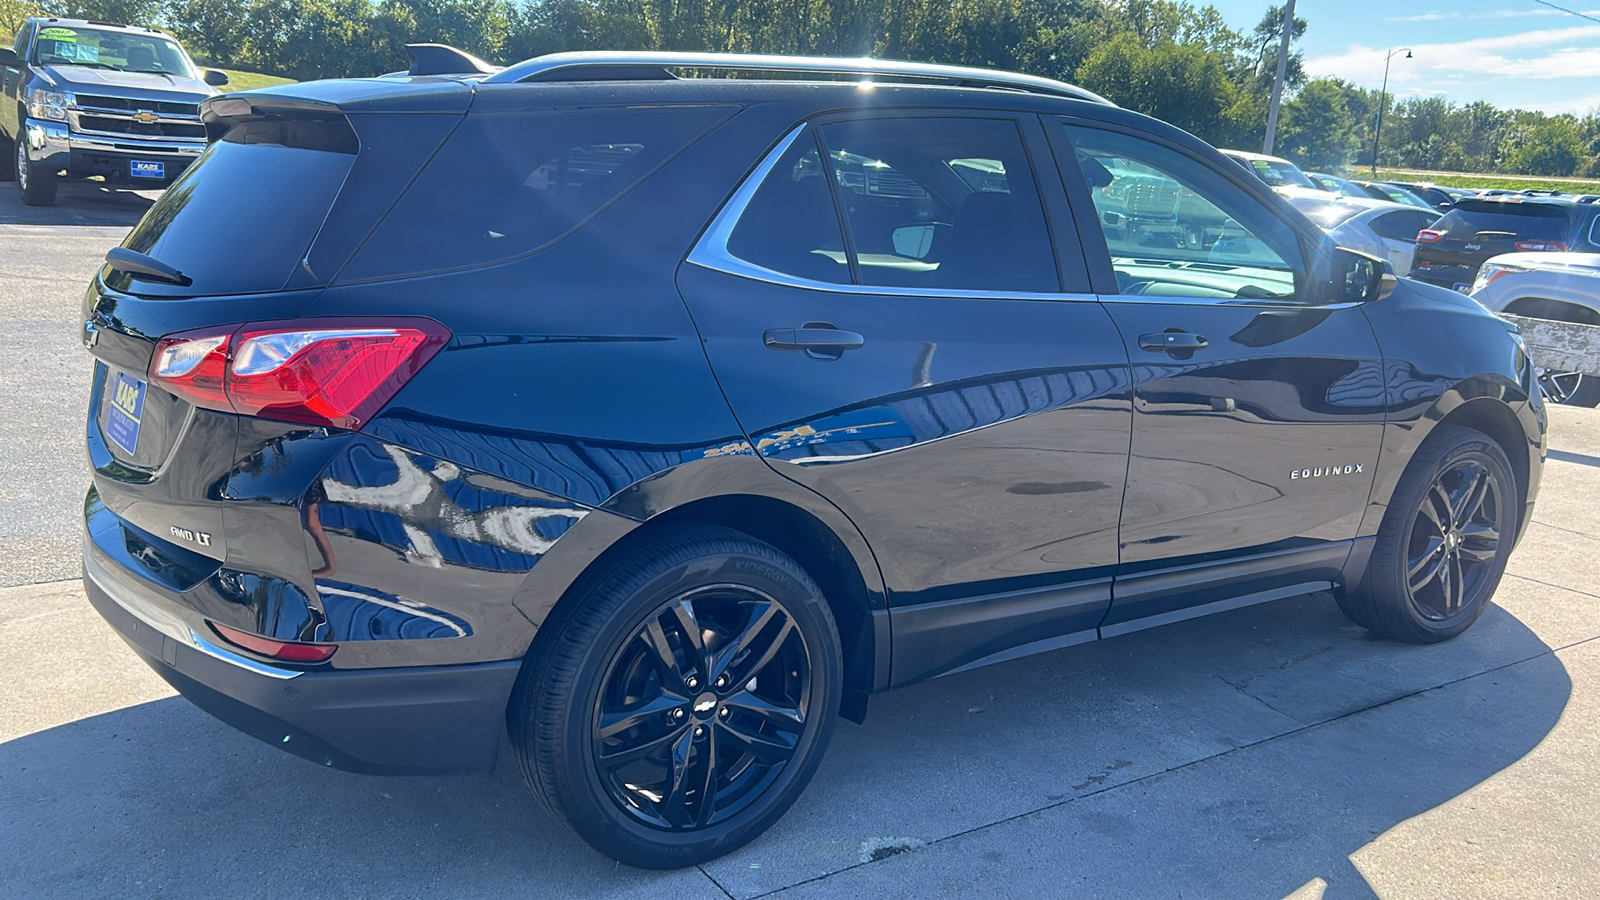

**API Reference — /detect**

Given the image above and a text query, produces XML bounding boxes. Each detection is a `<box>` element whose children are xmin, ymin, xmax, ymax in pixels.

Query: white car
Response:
<box><xmin>1218</xmin><ymin>149</ymin><xmax>1336</xmax><ymax>200</ymax></box>
<box><xmin>1470</xmin><ymin>252</ymin><xmax>1600</xmax><ymax>406</ymax></box>
<box><xmin>1287</xmin><ymin>195</ymin><xmax>1440</xmax><ymax>277</ymax></box>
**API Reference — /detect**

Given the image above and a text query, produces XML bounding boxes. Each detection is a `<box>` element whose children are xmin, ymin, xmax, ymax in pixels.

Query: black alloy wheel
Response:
<box><xmin>1339</xmin><ymin>424</ymin><xmax>1518</xmax><ymax>643</ymax></box>
<box><xmin>1537</xmin><ymin>369</ymin><xmax>1600</xmax><ymax>407</ymax></box>
<box><xmin>594</xmin><ymin>585</ymin><xmax>811</xmax><ymax>831</ymax></box>
<box><xmin>1404</xmin><ymin>456</ymin><xmax>1503</xmax><ymax>620</ymax></box>
<box><xmin>509</xmin><ymin>525</ymin><xmax>842</xmax><ymax>869</ymax></box>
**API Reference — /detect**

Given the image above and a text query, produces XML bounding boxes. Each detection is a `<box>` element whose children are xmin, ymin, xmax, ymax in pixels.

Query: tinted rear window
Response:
<box><xmin>1436</xmin><ymin>201</ymin><xmax>1570</xmax><ymax>241</ymax></box>
<box><xmin>339</xmin><ymin>106</ymin><xmax>730</xmax><ymax>282</ymax></box>
<box><xmin>115</xmin><ymin>117</ymin><xmax>357</xmax><ymax>296</ymax></box>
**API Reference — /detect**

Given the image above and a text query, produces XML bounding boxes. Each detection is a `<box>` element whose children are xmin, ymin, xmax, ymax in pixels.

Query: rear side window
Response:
<box><xmin>1372</xmin><ymin>210</ymin><xmax>1435</xmax><ymax>240</ymax></box>
<box><xmin>340</xmin><ymin>107</ymin><xmax>729</xmax><ymax>282</ymax></box>
<box><xmin>116</xmin><ymin>116</ymin><xmax>357</xmax><ymax>296</ymax></box>
<box><xmin>1435</xmin><ymin>201</ymin><xmax>1570</xmax><ymax>242</ymax></box>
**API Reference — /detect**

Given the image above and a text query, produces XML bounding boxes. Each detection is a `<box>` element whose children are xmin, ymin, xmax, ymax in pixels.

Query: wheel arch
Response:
<box><xmin>1500</xmin><ymin>295</ymin><xmax>1600</xmax><ymax>326</ymax></box>
<box><xmin>507</xmin><ymin>457</ymin><xmax>889</xmax><ymax>723</ymax></box>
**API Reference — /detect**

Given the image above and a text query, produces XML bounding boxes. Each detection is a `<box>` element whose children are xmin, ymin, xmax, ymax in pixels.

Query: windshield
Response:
<box><xmin>1239</xmin><ymin>156</ymin><xmax>1317</xmax><ymax>189</ymax></box>
<box><xmin>32</xmin><ymin>26</ymin><xmax>195</xmax><ymax>78</ymax></box>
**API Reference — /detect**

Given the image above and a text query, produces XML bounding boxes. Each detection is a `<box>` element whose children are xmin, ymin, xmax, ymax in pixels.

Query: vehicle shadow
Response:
<box><xmin>0</xmin><ymin>594</ymin><xmax>1570</xmax><ymax>899</ymax></box>
<box><xmin>0</xmin><ymin>178</ymin><xmax>155</xmax><ymax>227</ymax></box>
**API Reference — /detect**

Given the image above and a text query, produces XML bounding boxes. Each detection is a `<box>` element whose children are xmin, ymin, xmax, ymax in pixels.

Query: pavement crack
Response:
<box><xmin>1505</xmin><ymin>572</ymin><xmax>1600</xmax><ymax>603</ymax></box>
<box><xmin>1216</xmin><ymin>673</ymin><xmax>1304</xmax><ymax>723</ymax></box>
<box><xmin>698</xmin><ymin>863</ymin><xmax>736</xmax><ymax>900</ymax></box>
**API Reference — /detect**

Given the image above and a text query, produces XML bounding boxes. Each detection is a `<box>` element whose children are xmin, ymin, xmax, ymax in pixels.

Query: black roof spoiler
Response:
<box><xmin>405</xmin><ymin>43</ymin><xmax>499</xmax><ymax>77</ymax></box>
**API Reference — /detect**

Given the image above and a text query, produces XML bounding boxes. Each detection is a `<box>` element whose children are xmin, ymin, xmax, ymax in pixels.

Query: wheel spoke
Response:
<box><xmin>1459</xmin><ymin>523</ymin><xmax>1500</xmax><ymax>563</ymax></box>
<box><xmin>710</xmin><ymin>601</ymin><xmax>780</xmax><ymax>680</ymax></box>
<box><xmin>713</xmin><ymin>604</ymin><xmax>794</xmax><ymax>686</ymax></box>
<box><xmin>1446</xmin><ymin>464</ymin><xmax>1484</xmax><ymax>528</ymax></box>
<box><xmin>1407</xmin><ymin>542</ymin><xmax>1447</xmax><ymax>593</ymax></box>
<box><xmin>1445</xmin><ymin>554</ymin><xmax>1465</xmax><ymax>612</ymax></box>
<box><xmin>693</xmin><ymin>727</ymin><xmax>719</xmax><ymax>827</ymax></box>
<box><xmin>641</xmin><ymin>620</ymin><xmax>689</xmax><ymax>690</ymax></box>
<box><xmin>658</xmin><ymin>728</ymin><xmax>697</xmax><ymax>827</ymax></box>
<box><xmin>717</xmin><ymin>717</ymin><xmax>797</xmax><ymax>764</ymax></box>
<box><xmin>724</xmin><ymin>689</ymin><xmax>805</xmax><ymax>732</ymax></box>
<box><xmin>599</xmin><ymin>720</ymin><xmax>690</xmax><ymax>768</ymax></box>
<box><xmin>1418</xmin><ymin>486</ymin><xmax>1449</xmax><ymax>535</ymax></box>
<box><xmin>1457</xmin><ymin>465</ymin><xmax>1491</xmax><ymax>526</ymax></box>
<box><xmin>597</xmin><ymin>693</ymin><xmax>684</xmax><ymax>741</ymax></box>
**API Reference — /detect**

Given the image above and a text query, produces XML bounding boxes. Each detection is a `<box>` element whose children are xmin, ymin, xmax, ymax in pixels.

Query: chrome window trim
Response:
<box><xmin>684</xmin><ymin>123</ymin><xmax>1099</xmax><ymax>304</ymax></box>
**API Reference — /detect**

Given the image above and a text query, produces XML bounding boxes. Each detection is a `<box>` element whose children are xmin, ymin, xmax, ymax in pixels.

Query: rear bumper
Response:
<box><xmin>1410</xmin><ymin>265</ymin><xmax>1477</xmax><ymax>290</ymax></box>
<box><xmin>22</xmin><ymin>117</ymin><xmax>203</xmax><ymax>183</ymax></box>
<box><xmin>83</xmin><ymin>543</ymin><xmax>520</xmax><ymax>775</ymax></box>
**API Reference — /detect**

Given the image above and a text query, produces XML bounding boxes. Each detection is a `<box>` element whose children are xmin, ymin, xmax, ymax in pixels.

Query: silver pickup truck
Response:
<box><xmin>0</xmin><ymin>17</ymin><xmax>228</xmax><ymax>206</ymax></box>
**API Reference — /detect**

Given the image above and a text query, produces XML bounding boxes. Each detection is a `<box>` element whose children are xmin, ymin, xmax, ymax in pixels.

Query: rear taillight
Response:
<box><xmin>210</xmin><ymin>621</ymin><xmax>337</xmax><ymax>663</ymax></box>
<box><xmin>1514</xmin><ymin>240</ymin><xmax>1568</xmax><ymax>252</ymax></box>
<box><xmin>150</xmin><ymin>318</ymin><xmax>449</xmax><ymax>430</ymax></box>
<box><xmin>1416</xmin><ymin>229</ymin><xmax>1445</xmax><ymax>244</ymax></box>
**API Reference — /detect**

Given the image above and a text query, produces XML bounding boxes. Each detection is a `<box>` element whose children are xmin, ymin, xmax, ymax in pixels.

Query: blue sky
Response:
<box><xmin>1207</xmin><ymin>0</ymin><xmax>1600</xmax><ymax>114</ymax></box>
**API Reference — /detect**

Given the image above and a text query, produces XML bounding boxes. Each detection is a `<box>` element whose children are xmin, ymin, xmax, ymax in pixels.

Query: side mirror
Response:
<box><xmin>891</xmin><ymin>223</ymin><xmax>938</xmax><ymax>260</ymax></box>
<box><xmin>1333</xmin><ymin>247</ymin><xmax>1397</xmax><ymax>303</ymax></box>
<box><xmin>203</xmin><ymin>69</ymin><xmax>230</xmax><ymax>87</ymax></box>
<box><xmin>0</xmin><ymin>47</ymin><xmax>19</xmax><ymax>67</ymax></box>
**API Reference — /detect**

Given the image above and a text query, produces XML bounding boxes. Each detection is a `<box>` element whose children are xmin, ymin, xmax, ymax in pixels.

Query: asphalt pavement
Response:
<box><xmin>3</xmin><ymin>185</ymin><xmax>1600</xmax><ymax>898</ymax></box>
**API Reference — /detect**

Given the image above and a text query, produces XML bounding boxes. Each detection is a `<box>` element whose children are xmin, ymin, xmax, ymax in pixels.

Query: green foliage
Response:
<box><xmin>11</xmin><ymin>0</ymin><xmax>1599</xmax><ymax>180</ymax></box>
<box><xmin>1277</xmin><ymin>78</ymin><xmax>1354</xmax><ymax>170</ymax></box>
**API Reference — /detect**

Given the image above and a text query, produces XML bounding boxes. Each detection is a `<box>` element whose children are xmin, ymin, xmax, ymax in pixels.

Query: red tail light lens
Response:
<box><xmin>149</xmin><ymin>318</ymin><xmax>449</xmax><ymax>430</ymax></box>
<box><xmin>210</xmin><ymin>622</ymin><xmax>337</xmax><ymax>663</ymax></box>
<box><xmin>1514</xmin><ymin>240</ymin><xmax>1568</xmax><ymax>252</ymax></box>
<box><xmin>1416</xmin><ymin>229</ymin><xmax>1445</xmax><ymax>244</ymax></box>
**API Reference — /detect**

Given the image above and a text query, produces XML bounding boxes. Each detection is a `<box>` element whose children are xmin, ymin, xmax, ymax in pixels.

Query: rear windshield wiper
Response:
<box><xmin>105</xmin><ymin>247</ymin><xmax>192</xmax><ymax>286</ymax></box>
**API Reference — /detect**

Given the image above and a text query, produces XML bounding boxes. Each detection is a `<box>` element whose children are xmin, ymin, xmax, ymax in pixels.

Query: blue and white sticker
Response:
<box><xmin>106</xmin><ymin>372</ymin><xmax>145</xmax><ymax>455</ymax></box>
<box><xmin>129</xmin><ymin>160</ymin><xmax>165</xmax><ymax>179</ymax></box>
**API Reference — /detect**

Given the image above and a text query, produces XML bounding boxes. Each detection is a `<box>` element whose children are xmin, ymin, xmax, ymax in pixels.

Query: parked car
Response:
<box><xmin>0</xmin><ymin>17</ymin><xmax>228</xmax><ymax>206</ymax></box>
<box><xmin>1288</xmin><ymin>195</ymin><xmax>1439</xmax><ymax>276</ymax></box>
<box><xmin>1470</xmin><ymin>251</ymin><xmax>1600</xmax><ymax>406</ymax></box>
<box><xmin>1307</xmin><ymin>171</ymin><xmax>1369</xmax><ymax>198</ymax></box>
<box><xmin>1353</xmin><ymin>180</ymin><xmax>1438</xmax><ymax>210</ymax></box>
<box><xmin>1218</xmin><ymin>148</ymin><xmax>1333</xmax><ymax>198</ymax></box>
<box><xmin>1383</xmin><ymin>181</ymin><xmax>1461</xmax><ymax>211</ymax></box>
<box><xmin>81</xmin><ymin>49</ymin><xmax>1544</xmax><ymax>869</ymax></box>
<box><xmin>1412</xmin><ymin>196</ymin><xmax>1600</xmax><ymax>292</ymax></box>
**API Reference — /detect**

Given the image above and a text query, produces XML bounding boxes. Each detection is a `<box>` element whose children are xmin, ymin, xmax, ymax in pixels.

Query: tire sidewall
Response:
<box><xmin>542</xmin><ymin>538</ymin><xmax>842</xmax><ymax>867</ymax></box>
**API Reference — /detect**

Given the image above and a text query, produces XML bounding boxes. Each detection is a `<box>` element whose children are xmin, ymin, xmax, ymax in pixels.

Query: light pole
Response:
<box><xmin>1371</xmin><ymin>48</ymin><xmax>1412</xmax><ymax>176</ymax></box>
<box><xmin>1262</xmin><ymin>0</ymin><xmax>1298</xmax><ymax>156</ymax></box>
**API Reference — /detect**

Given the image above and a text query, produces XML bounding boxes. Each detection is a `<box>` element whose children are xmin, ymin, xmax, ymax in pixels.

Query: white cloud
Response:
<box><xmin>1385</xmin><ymin>12</ymin><xmax>1458</xmax><ymax>21</ymax></box>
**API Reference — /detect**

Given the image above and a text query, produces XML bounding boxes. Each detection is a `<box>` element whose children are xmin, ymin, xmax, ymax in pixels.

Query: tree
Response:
<box><xmin>1506</xmin><ymin>118</ymin><xmax>1588</xmax><ymax>177</ymax></box>
<box><xmin>0</xmin><ymin>0</ymin><xmax>42</xmax><ymax>39</ymax></box>
<box><xmin>1278</xmin><ymin>78</ymin><xmax>1355</xmax><ymax>170</ymax></box>
<box><xmin>1073</xmin><ymin>32</ymin><xmax>1243</xmax><ymax>146</ymax></box>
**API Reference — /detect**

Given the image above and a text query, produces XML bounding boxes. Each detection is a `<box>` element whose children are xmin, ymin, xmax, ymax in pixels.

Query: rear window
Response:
<box><xmin>1435</xmin><ymin>201</ymin><xmax>1571</xmax><ymax>241</ymax></box>
<box><xmin>114</xmin><ymin>116</ymin><xmax>357</xmax><ymax>296</ymax></box>
<box><xmin>339</xmin><ymin>106</ymin><xmax>730</xmax><ymax>282</ymax></box>
<box><xmin>1245</xmin><ymin>157</ymin><xmax>1316</xmax><ymax>189</ymax></box>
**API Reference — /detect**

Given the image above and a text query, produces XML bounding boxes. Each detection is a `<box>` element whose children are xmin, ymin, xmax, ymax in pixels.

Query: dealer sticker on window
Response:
<box><xmin>106</xmin><ymin>372</ymin><xmax>145</xmax><ymax>455</ymax></box>
<box><xmin>129</xmin><ymin>160</ymin><xmax>165</xmax><ymax>179</ymax></box>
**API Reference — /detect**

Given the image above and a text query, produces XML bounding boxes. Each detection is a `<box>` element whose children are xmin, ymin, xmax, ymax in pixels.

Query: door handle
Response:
<box><xmin>1138</xmin><ymin>331</ymin><xmax>1209</xmax><ymax>353</ymax></box>
<box><xmin>763</xmin><ymin>327</ymin><xmax>865</xmax><ymax>353</ymax></box>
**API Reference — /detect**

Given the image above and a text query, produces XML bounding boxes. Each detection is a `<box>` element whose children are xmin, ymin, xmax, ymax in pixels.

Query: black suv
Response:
<box><xmin>1413</xmin><ymin>195</ymin><xmax>1600</xmax><ymax>291</ymax></box>
<box><xmin>81</xmin><ymin>51</ymin><xmax>1544</xmax><ymax>868</ymax></box>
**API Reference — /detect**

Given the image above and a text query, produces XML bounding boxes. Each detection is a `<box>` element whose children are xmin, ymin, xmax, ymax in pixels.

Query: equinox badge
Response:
<box><xmin>1291</xmin><ymin>464</ymin><xmax>1364</xmax><ymax>480</ymax></box>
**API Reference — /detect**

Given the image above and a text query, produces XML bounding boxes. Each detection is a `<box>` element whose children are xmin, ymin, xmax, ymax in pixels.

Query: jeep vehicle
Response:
<box><xmin>0</xmin><ymin>17</ymin><xmax>227</xmax><ymax>206</ymax></box>
<box><xmin>1412</xmin><ymin>195</ymin><xmax>1600</xmax><ymax>292</ymax></box>
<box><xmin>81</xmin><ymin>51</ymin><xmax>1544</xmax><ymax>868</ymax></box>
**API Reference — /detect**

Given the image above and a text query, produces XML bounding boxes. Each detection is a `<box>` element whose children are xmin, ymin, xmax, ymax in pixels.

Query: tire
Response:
<box><xmin>16</xmin><ymin>136</ymin><xmax>58</xmax><ymax>207</ymax></box>
<box><xmin>1339</xmin><ymin>425</ymin><xmax>1518</xmax><ymax>643</ymax></box>
<box><xmin>1538</xmin><ymin>369</ymin><xmax>1600</xmax><ymax>408</ymax></box>
<box><xmin>508</xmin><ymin>525</ymin><xmax>843</xmax><ymax>868</ymax></box>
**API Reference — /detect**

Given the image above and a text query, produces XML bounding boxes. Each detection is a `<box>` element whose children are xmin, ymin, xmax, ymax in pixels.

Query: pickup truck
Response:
<box><xmin>0</xmin><ymin>17</ymin><xmax>228</xmax><ymax>206</ymax></box>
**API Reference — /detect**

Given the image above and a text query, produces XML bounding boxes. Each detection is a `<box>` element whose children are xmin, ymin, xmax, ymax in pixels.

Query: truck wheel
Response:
<box><xmin>1538</xmin><ymin>370</ymin><xmax>1600</xmax><ymax>408</ymax></box>
<box><xmin>16</xmin><ymin>138</ymin><xmax>58</xmax><ymax>207</ymax></box>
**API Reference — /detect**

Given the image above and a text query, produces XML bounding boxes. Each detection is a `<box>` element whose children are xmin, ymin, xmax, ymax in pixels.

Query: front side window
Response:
<box><xmin>722</xmin><ymin>116</ymin><xmax>1064</xmax><ymax>294</ymax></box>
<box><xmin>1062</xmin><ymin>124</ymin><xmax>1306</xmax><ymax>302</ymax></box>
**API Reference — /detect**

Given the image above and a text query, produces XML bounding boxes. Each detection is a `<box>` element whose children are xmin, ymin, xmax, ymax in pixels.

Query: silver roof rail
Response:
<box><xmin>482</xmin><ymin>51</ymin><xmax>1114</xmax><ymax>105</ymax></box>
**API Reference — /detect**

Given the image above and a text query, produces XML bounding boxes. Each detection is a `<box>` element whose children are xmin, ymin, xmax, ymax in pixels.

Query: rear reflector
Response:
<box><xmin>210</xmin><ymin>621</ymin><xmax>337</xmax><ymax>663</ymax></box>
<box><xmin>1514</xmin><ymin>240</ymin><xmax>1568</xmax><ymax>252</ymax></box>
<box><xmin>150</xmin><ymin>317</ymin><xmax>449</xmax><ymax>430</ymax></box>
<box><xmin>1416</xmin><ymin>229</ymin><xmax>1445</xmax><ymax>244</ymax></box>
